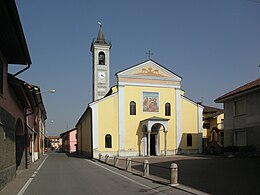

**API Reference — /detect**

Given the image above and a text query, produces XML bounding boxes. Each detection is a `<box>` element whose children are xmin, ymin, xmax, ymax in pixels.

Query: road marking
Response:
<box><xmin>17</xmin><ymin>178</ymin><xmax>33</xmax><ymax>195</ymax></box>
<box><xmin>86</xmin><ymin>159</ymin><xmax>168</xmax><ymax>195</ymax></box>
<box><xmin>37</xmin><ymin>156</ymin><xmax>48</xmax><ymax>171</ymax></box>
<box><xmin>17</xmin><ymin>155</ymin><xmax>48</xmax><ymax>195</ymax></box>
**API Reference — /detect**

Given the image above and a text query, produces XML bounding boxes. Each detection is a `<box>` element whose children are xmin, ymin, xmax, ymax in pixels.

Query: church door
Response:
<box><xmin>150</xmin><ymin>134</ymin><xmax>156</xmax><ymax>155</ymax></box>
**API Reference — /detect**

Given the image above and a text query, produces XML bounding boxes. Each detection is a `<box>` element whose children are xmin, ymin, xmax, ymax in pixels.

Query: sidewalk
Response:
<box><xmin>0</xmin><ymin>154</ymin><xmax>48</xmax><ymax>195</ymax></box>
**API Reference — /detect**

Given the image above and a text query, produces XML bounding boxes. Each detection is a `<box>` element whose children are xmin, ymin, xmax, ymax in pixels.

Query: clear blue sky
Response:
<box><xmin>14</xmin><ymin>0</ymin><xmax>260</xmax><ymax>136</ymax></box>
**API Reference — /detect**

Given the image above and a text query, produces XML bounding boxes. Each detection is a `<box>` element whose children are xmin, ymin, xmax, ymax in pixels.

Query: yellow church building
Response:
<box><xmin>76</xmin><ymin>24</ymin><xmax>203</xmax><ymax>158</ymax></box>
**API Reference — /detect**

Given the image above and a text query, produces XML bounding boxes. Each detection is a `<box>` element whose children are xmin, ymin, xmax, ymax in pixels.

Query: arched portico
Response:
<box><xmin>141</xmin><ymin>117</ymin><xmax>169</xmax><ymax>156</ymax></box>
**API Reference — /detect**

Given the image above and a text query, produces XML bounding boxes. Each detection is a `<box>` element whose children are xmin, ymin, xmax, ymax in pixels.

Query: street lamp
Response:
<box><xmin>45</xmin><ymin>120</ymin><xmax>54</xmax><ymax>153</ymax></box>
<box><xmin>34</xmin><ymin>87</ymin><xmax>56</xmax><ymax>94</ymax></box>
<box><xmin>34</xmin><ymin>88</ymin><xmax>56</xmax><ymax>154</ymax></box>
<box><xmin>46</xmin><ymin>89</ymin><xmax>56</xmax><ymax>93</ymax></box>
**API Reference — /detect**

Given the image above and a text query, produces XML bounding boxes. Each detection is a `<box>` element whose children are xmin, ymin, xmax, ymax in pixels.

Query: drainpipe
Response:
<box><xmin>13</xmin><ymin>64</ymin><xmax>31</xmax><ymax>77</ymax></box>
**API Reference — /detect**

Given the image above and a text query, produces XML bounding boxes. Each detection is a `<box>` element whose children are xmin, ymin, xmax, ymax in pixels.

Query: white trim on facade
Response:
<box><xmin>89</xmin><ymin>92</ymin><xmax>117</xmax><ymax>106</ymax></box>
<box><xmin>118</xmin><ymin>81</ymin><xmax>181</xmax><ymax>89</ymax></box>
<box><xmin>142</xmin><ymin>133</ymin><xmax>147</xmax><ymax>156</ymax></box>
<box><xmin>176</xmin><ymin>88</ymin><xmax>182</xmax><ymax>149</ymax></box>
<box><xmin>118</xmin><ymin>85</ymin><xmax>125</xmax><ymax>152</ymax></box>
<box><xmin>90</xmin><ymin>104</ymin><xmax>98</xmax><ymax>149</ymax></box>
<box><xmin>197</xmin><ymin>104</ymin><xmax>204</xmax><ymax>153</ymax></box>
<box><xmin>119</xmin><ymin>74</ymin><xmax>181</xmax><ymax>82</ymax></box>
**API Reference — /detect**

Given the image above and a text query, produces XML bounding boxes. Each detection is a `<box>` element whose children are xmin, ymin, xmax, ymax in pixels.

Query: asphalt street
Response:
<box><xmin>0</xmin><ymin>152</ymin><xmax>192</xmax><ymax>195</ymax></box>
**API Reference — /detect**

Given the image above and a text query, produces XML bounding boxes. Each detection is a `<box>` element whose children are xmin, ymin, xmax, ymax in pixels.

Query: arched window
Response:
<box><xmin>130</xmin><ymin>101</ymin><xmax>136</xmax><ymax>115</ymax></box>
<box><xmin>187</xmin><ymin>134</ymin><xmax>192</xmax><ymax>146</ymax></box>
<box><xmin>98</xmin><ymin>51</ymin><xmax>105</xmax><ymax>65</ymax></box>
<box><xmin>165</xmin><ymin>103</ymin><xmax>171</xmax><ymax>116</ymax></box>
<box><xmin>105</xmin><ymin>134</ymin><xmax>112</xmax><ymax>148</ymax></box>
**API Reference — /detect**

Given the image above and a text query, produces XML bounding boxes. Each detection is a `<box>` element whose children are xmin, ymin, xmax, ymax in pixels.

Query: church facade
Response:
<box><xmin>76</xmin><ymin>24</ymin><xmax>203</xmax><ymax>158</ymax></box>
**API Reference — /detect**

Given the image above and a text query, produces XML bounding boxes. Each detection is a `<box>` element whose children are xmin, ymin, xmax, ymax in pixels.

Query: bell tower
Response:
<box><xmin>90</xmin><ymin>22</ymin><xmax>112</xmax><ymax>101</ymax></box>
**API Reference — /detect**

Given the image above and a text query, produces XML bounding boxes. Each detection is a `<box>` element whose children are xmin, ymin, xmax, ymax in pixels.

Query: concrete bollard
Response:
<box><xmin>105</xmin><ymin>154</ymin><xmax>109</xmax><ymax>163</ymax></box>
<box><xmin>170</xmin><ymin>163</ymin><xmax>178</xmax><ymax>185</ymax></box>
<box><xmin>126</xmin><ymin>158</ymin><xmax>131</xmax><ymax>171</ymax></box>
<box><xmin>143</xmin><ymin>160</ymin><xmax>149</xmax><ymax>177</ymax></box>
<box><xmin>114</xmin><ymin>156</ymin><xmax>118</xmax><ymax>167</ymax></box>
<box><xmin>99</xmin><ymin>153</ymin><xmax>102</xmax><ymax>161</ymax></box>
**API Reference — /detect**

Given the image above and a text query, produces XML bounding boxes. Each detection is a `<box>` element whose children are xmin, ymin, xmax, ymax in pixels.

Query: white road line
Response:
<box><xmin>17</xmin><ymin>178</ymin><xmax>33</xmax><ymax>195</ymax></box>
<box><xmin>37</xmin><ymin>156</ymin><xmax>48</xmax><ymax>171</ymax></box>
<box><xmin>17</xmin><ymin>155</ymin><xmax>48</xmax><ymax>195</ymax></box>
<box><xmin>86</xmin><ymin>159</ymin><xmax>168</xmax><ymax>195</ymax></box>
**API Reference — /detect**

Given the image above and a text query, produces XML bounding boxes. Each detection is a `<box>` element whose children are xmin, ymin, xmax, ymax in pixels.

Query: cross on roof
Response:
<box><xmin>146</xmin><ymin>50</ymin><xmax>153</xmax><ymax>59</ymax></box>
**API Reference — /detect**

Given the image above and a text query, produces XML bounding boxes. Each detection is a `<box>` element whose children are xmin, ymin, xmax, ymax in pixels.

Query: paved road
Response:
<box><xmin>1</xmin><ymin>152</ymin><xmax>192</xmax><ymax>195</ymax></box>
<box><xmin>128</xmin><ymin>155</ymin><xmax>260</xmax><ymax>195</ymax></box>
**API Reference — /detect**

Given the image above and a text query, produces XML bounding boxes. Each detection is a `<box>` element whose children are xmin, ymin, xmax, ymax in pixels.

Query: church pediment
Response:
<box><xmin>133</xmin><ymin>66</ymin><xmax>167</xmax><ymax>77</ymax></box>
<box><xmin>116</xmin><ymin>60</ymin><xmax>182</xmax><ymax>85</ymax></box>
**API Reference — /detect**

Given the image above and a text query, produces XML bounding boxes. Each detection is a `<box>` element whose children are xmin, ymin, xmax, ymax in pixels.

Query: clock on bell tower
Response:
<box><xmin>90</xmin><ymin>22</ymin><xmax>112</xmax><ymax>101</ymax></box>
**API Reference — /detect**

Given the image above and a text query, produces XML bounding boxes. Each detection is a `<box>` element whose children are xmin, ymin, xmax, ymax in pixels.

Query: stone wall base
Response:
<box><xmin>93</xmin><ymin>148</ymin><xmax>200</xmax><ymax>158</ymax></box>
<box><xmin>0</xmin><ymin>164</ymin><xmax>16</xmax><ymax>191</ymax></box>
<box><xmin>176</xmin><ymin>148</ymin><xmax>200</xmax><ymax>155</ymax></box>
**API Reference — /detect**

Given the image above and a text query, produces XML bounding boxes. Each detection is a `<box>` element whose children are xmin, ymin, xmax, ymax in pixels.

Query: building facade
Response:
<box><xmin>202</xmin><ymin>105</ymin><xmax>224</xmax><ymax>154</ymax></box>
<box><xmin>215</xmin><ymin>78</ymin><xmax>260</xmax><ymax>153</ymax></box>
<box><xmin>60</xmin><ymin>128</ymin><xmax>77</xmax><ymax>153</ymax></box>
<box><xmin>0</xmin><ymin>1</ymin><xmax>46</xmax><ymax>190</ymax></box>
<box><xmin>47</xmin><ymin>136</ymin><xmax>62</xmax><ymax>150</ymax></box>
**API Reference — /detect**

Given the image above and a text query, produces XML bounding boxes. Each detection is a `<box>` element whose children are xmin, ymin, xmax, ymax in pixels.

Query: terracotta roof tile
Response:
<box><xmin>215</xmin><ymin>78</ymin><xmax>260</xmax><ymax>102</ymax></box>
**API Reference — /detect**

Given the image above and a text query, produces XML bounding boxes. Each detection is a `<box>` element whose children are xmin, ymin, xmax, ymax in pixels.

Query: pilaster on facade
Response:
<box><xmin>118</xmin><ymin>85</ymin><xmax>125</xmax><ymax>154</ymax></box>
<box><xmin>175</xmin><ymin>88</ymin><xmax>182</xmax><ymax>150</ymax></box>
<box><xmin>89</xmin><ymin>103</ymin><xmax>98</xmax><ymax>150</ymax></box>
<box><xmin>197</xmin><ymin>104</ymin><xmax>204</xmax><ymax>153</ymax></box>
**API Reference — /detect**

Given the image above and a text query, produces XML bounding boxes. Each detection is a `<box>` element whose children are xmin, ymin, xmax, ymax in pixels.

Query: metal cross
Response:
<box><xmin>146</xmin><ymin>50</ymin><xmax>153</xmax><ymax>59</ymax></box>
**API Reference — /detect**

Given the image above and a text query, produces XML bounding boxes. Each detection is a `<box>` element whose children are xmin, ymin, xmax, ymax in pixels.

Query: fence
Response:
<box><xmin>97</xmin><ymin>154</ymin><xmax>178</xmax><ymax>185</ymax></box>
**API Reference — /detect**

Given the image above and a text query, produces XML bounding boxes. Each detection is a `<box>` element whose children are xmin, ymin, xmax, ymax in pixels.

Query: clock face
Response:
<box><xmin>98</xmin><ymin>71</ymin><xmax>106</xmax><ymax>83</ymax></box>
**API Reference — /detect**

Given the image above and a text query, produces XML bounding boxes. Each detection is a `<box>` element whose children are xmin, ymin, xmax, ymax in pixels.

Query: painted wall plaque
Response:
<box><xmin>143</xmin><ymin>92</ymin><xmax>159</xmax><ymax>112</ymax></box>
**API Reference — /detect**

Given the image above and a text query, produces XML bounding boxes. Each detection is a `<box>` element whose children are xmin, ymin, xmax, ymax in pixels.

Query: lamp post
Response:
<box><xmin>35</xmin><ymin>88</ymin><xmax>56</xmax><ymax>155</ymax></box>
<box><xmin>45</xmin><ymin>120</ymin><xmax>54</xmax><ymax>153</ymax></box>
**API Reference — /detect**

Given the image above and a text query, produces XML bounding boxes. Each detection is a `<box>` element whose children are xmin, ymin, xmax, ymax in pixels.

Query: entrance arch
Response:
<box><xmin>141</xmin><ymin>117</ymin><xmax>168</xmax><ymax>156</ymax></box>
